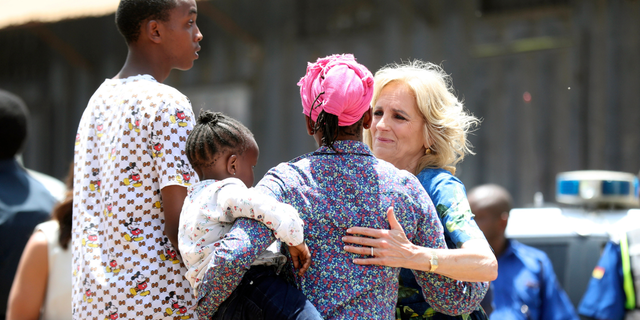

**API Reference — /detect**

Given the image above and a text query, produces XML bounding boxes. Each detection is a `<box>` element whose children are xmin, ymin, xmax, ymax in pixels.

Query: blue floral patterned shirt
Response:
<box><xmin>398</xmin><ymin>168</ymin><xmax>489</xmax><ymax>317</ymax></box>
<box><xmin>196</xmin><ymin>141</ymin><xmax>480</xmax><ymax>319</ymax></box>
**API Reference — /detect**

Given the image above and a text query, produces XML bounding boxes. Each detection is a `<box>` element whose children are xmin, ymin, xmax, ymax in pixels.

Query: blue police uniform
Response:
<box><xmin>492</xmin><ymin>239</ymin><xmax>579</xmax><ymax>320</ymax></box>
<box><xmin>578</xmin><ymin>240</ymin><xmax>629</xmax><ymax>319</ymax></box>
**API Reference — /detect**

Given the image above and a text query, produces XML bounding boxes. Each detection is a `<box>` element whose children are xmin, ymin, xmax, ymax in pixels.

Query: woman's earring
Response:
<box><xmin>425</xmin><ymin>148</ymin><xmax>432</xmax><ymax>155</ymax></box>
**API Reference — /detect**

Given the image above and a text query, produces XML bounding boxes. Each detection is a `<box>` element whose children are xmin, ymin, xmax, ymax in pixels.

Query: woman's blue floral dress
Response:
<box><xmin>397</xmin><ymin>168</ymin><xmax>489</xmax><ymax>320</ymax></box>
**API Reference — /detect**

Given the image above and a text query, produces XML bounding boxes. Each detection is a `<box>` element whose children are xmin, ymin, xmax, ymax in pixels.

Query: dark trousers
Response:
<box><xmin>211</xmin><ymin>265</ymin><xmax>323</xmax><ymax>320</ymax></box>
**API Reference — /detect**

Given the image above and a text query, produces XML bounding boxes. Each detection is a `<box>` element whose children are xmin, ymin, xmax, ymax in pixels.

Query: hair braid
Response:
<box><xmin>186</xmin><ymin>110</ymin><xmax>253</xmax><ymax>170</ymax></box>
<box><xmin>314</xmin><ymin>111</ymin><xmax>340</xmax><ymax>151</ymax></box>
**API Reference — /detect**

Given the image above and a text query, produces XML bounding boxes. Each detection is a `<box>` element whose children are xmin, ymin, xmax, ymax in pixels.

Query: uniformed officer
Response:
<box><xmin>579</xmin><ymin>228</ymin><xmax>640</xmax><ymax>319</ymax></box>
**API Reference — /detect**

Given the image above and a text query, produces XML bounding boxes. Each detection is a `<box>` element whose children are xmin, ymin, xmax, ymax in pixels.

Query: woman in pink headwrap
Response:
<box><xmin>199</xmin><ymin>54</ymin><xmax>482</xmax><ymax>319</ymax></box>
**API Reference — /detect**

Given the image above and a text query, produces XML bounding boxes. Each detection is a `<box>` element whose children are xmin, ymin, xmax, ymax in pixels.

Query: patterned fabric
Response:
<box><xmin>72</xmin><ymin>75</ymin><xmax>198</xmax><ymax>320</ymax></box>
<box><xmin>257</xmin><ymin>141</ymin><xmax>479</xmax><ymax>319</ymax></box>
<box><xmin>398</xmin><ymin>168</ymin><xmax>489</xmax><ymax>319</ymax></box>
<box><xmin>178</xmin><ymin>177</ymin><xmax>305</xmax><ymax>292</ymax></box>
<box><xmin>196</xmin><ymin>218</ymin><xmax>276</xmax><ymax>319</ymax></box>
<box><xmin>416</xmin><ymin>168</ymin><xmax>486</xmax><ymax>248</ymax></box>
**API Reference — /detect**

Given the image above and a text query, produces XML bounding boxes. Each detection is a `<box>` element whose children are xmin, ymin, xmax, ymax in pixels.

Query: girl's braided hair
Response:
<box><xmin>185</xmin><ymin>110</ymin><xmax>253</xmax><ymax>170</ymax></box>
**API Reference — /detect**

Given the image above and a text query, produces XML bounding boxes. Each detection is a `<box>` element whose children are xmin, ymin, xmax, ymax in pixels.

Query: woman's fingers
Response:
<box><xmin>345</xmin><ymin>226</ymin><xmax>386</xmax><ymax>237</ymax></box>
<box><xmin>386</xmin><ymin>207</ymin><xmax>404</xmax><ymax>233</ymax></box>
<box><xmin>343</xmin><ymin>245</ymin><xmax>375</xmax><ymax>256</ymax></box>
<box><xmin>351</xmin><ymin>257</ymin><xmax>383</xmax><ymax>265</ymax></box>
<box><xmin>346</xmin><ymin>207</ymin><xmax>403</xmax><ymax>237</ymax></box>
<box><xmin>342</xmin><ymin>235</ymin><xmax>381</xmax><ymax>247</ymax></box>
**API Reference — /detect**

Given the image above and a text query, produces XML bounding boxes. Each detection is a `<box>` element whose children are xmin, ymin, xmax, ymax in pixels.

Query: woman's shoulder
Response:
<box><xmin>416</xmin><ymin>168</ymin><xmax>463</xmax><ymax>191</ymax></box>
<box><xmin>35</xmin><ymin>220</ymin><xmax>60</xmax><ymax>244</ymax></box>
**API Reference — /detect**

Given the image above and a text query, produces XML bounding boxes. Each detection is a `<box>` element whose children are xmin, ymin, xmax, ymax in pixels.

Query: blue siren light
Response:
<box><xmin>557</xmin><ymin>180</ymin><xmax>580</xmax><ymax>196</ymax></box>
<box><xmin>556</xmin><ymin>170</ymin><xmax>640</xmax><ymax>208</ymax></box>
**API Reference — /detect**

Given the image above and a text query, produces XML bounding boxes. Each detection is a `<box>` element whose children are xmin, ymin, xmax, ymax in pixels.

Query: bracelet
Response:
<box><xmin>429</xmin><ymin>250</ymin><xmax>439</xmax><ymax>272</ymax></box>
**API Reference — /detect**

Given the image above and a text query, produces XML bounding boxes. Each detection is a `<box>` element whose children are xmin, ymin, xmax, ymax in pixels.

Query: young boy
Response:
<box><xmin>178</xmin><ymin>110</ymin><xmax>322</xmax><ymax>320</ymax></box>
<box><xmin>71</xmin><ymin>0</ymin><xmax>203</xmax><ymax>319</ymax></box>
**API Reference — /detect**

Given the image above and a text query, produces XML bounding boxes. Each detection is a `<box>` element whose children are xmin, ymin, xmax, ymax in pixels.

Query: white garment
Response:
<box><xmin>72</xmin><ymin>74</ymin><xmax>198</xmax><ymax>319</ymax></box>
<box><xmin>178</xmin><ymin>178</ymin><xmax>305</xmax><ymax>292</ymax></box>
<box><xmin>36</xmin><ymin>220</ymin><xmax>72</xmax><ymax>320</ymax></box>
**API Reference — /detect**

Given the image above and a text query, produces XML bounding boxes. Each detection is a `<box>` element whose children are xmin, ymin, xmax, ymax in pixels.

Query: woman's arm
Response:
<box><xmin>343</xmin><ymin>209</ymin><xmax>497</xmax><ymax>282</ymax></box>
<box><xmin>7</xmin><ymin>230</ymin><xmax>49</xmax><ymax>320</ymax></box>
<box><xmin>344</xmin><ymin>207</ymin><xmax>486</xmax><ymax>315</ymax></box>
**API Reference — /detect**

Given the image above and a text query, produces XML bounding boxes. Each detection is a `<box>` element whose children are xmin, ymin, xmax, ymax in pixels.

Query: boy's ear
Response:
<box><xmin>226</xmin><ymin>154</ymin><xmax>238</xmax><ymax>176</ymax></box>
<box><xmin>145</xmin><ymin>20</ymin><xmax>162</xmax><ymax>44</ymax></box>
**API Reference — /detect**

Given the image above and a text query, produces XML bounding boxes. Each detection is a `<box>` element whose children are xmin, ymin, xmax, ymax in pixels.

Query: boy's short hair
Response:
<box><xmin>115</xmin><ymin>0</ymin><xmax>177</xmax><ymax>44</ymax></box>
<box><xmin>0</xmin><ymin>89</ymin><xmax>28</xmax><ymax>160</ymax></box>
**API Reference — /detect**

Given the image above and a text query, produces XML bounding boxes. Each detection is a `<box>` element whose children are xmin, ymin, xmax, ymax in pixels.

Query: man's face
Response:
<box><xmin>161</xmin><ymin>0</ymin><xmax>203</xmax><ymax>70</ymax></box>
<box><xmin>471</xmin><ymin>204</ymin><xmax>506</xmax><ymax>244</ymax></box>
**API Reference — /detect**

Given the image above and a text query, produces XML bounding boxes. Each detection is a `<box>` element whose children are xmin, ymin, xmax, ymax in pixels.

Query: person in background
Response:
<box><xmin>342</xmin><ymin>60</ymin><xmax>495</xmax><ymax>319</ymax></box>
<box><xmin>71</xmin><ymin>0</ymin><xmax>203</xmax><ymax>318</ymax></box>
<box><xmin>577</xmin><ymin>225</ymin><xmax>640</xmax><ymax>319</ymax></box>
<box><xmin>7</xmin><ymin>164</ymin><xmax>73</xmax><ymax>320</ymax></box>
<box><xmin>468</xmin><ymin>183</ymin><xmax>579</xmax><ymax>320</ymax></box>
<box><xmin>0</xmin><ymin>89</ymin><xmax>56</xmax><ymax>320</ymax></box>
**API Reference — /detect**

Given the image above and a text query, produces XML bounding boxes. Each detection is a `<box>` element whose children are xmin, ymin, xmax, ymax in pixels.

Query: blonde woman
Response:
<box><xmin>343</xmin><ymin>60</ymin><xmax>496</xmax><ymax>319</ymax></box>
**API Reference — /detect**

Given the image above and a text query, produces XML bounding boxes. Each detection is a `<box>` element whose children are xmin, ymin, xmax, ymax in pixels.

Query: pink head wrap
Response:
<box><xmin>298</xmin><ymin>54</ymin><xmax>374</xmax><ymax>126</ymax></box>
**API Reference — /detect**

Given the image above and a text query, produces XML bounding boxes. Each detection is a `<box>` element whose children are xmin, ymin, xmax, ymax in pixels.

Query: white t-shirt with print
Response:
<box><xmin>72</xmin><ymin>75</ymin><xmax>199</xmax><ymax>319</ymax></box>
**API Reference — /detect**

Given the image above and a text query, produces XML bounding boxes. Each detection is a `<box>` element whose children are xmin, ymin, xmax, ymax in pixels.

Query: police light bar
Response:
<box><xmin>556</xmin><ymin>170</ymin><xmax>640</xmax><ymax>208</ymax></box>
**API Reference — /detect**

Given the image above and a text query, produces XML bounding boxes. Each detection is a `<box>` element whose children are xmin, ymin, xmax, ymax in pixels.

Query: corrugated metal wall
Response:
<box><xmin>0</xmin><ymin>0</ymin><xmax>639</xmax><ymax>207</ymax></box>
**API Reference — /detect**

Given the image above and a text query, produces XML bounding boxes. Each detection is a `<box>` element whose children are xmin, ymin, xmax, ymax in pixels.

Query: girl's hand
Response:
<box><xmin>288</xmin><ymin>242</ymin><xmax>312</xmax><ymax>276</ymax></box>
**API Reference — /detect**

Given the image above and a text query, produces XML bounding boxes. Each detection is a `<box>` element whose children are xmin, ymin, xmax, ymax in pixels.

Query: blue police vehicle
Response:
<box><xmin>505</xmin><ymin>170</ymin><xmax>640</xmax><ymax>307</ymax></box>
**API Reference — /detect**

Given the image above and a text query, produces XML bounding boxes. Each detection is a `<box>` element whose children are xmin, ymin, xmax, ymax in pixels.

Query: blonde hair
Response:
<box><xmin>364</xmin><ymin>60</ymin><xmax>480</xmax><ymax>175</ymax></box>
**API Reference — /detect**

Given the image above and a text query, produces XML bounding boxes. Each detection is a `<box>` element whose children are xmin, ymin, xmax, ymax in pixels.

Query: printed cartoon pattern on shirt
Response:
<box><xmin>164</xmin><ymin>291</ymin><xmax>191</xmax><ymax>319</ymax></box>
<box><xmin>72</xmin><ymin>74</ymin><xmax>198</xmax><ymax>319</ymax></box>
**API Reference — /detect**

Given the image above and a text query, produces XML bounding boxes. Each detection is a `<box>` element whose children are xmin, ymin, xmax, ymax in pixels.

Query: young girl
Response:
<box><xmin>178</xmin><ymin>110</ymin><xmax>322</xmax><ymax>320</ymax></box>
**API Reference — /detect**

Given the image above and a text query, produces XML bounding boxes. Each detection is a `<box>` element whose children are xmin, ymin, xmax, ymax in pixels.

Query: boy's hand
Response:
<box><xmin>288</xmin><ymin>242</ymin><xmax>311</xmax><ymax>276</ymax></box>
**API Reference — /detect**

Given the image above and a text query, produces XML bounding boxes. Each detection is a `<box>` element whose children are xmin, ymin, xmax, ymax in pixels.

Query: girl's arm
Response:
<box><xmin>7</xmin><ymin>231</ymin><xmax>49</xmax><ymax>320</ymax></box>
<box><xmin>218</xmin><ymin>179</ymin><xmax>305</xmax><ymax>247</ymax></box>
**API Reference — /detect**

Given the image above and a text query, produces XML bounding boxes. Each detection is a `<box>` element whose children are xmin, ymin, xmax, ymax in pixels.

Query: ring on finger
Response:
<box><xmin>371</xmin><ymin>247</ymin><xmax>374</xmax><ymax>256</ymax></box>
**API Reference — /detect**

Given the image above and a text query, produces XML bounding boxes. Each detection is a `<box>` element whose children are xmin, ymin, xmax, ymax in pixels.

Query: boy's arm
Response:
<box><xmin>218</xmin><ymin>179</ymin><xmax>304</xmax><ymax>247</ymax></box>
<box><xmin>152</xmin><ymin>97</ymin><xmax>198</xmax><ymax>254</ymax></box>
<box><xmin>196</xmin><ymin>218</ymin><xmax>275</xmax><ymax>318</ymax></box>
<box><xmin>162</xmin><ymin>185</ymin><xmax>188</xmax><ymax>252</ymax></box>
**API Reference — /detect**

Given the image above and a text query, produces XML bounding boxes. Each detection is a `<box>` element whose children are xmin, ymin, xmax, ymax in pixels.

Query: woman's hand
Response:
<box><xmin>342</xmin><ymin>207</ymin><xmax>422</xmax><ymax>268</ymax></box>
<box><xmin>288</xmin><ymin>242</ymin><xmax>312</xmax><ymax>276</ymax></box>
